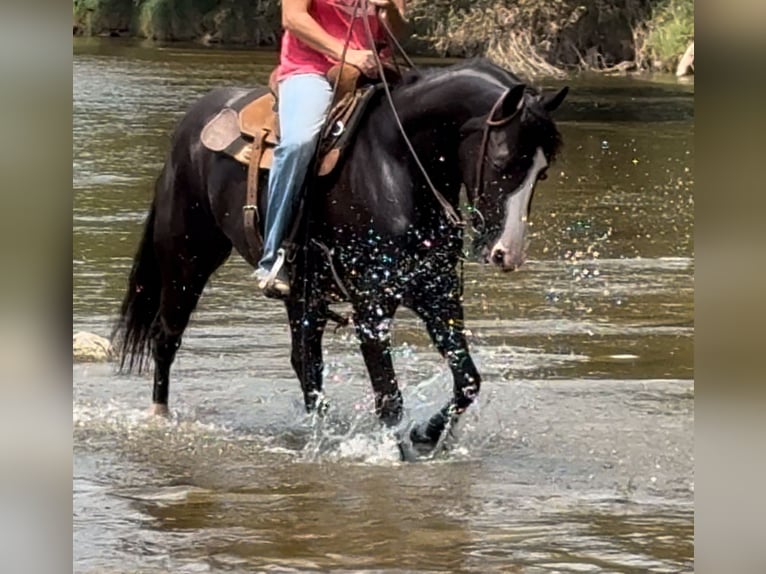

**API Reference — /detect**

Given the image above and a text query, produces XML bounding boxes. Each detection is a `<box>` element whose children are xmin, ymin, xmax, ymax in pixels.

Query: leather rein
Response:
<box><xmin>362</xmin><ymin>1</ymin><xmax>522</xmax><ymax>228</ymax></box>
<box><xmin>467</xmin><ymin>89</ymin><xmax>524</xmax><ymax>232</ymax></box>
<box><xmin>311</xmin><ymin>0</ymin><xmax>523</xmax><ymax>306</ymax></box>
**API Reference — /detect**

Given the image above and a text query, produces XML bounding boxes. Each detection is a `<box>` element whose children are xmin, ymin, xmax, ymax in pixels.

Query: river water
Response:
<box><xmin>73</xmin><ymin>38</ymin><xmax>694</xmax><ymax>573</ymax></box>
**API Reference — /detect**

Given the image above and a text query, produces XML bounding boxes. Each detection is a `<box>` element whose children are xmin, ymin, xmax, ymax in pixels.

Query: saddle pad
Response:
<box><xmin>199</xmin><ymin>83</ymin><xmax>383</xmax><ymax>178</ymax></box>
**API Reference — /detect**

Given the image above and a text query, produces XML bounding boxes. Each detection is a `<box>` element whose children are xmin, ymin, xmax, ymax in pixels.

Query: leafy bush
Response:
<box><xmin>137</xmin><ymin>0</ymin><xmax>217</xmax><ymax>41</ymax></box>
<box><xmin>640</xmin><ymin>0</ymin><xmax>694</xmax><ymax>71</ymax></box>
<box><xmin>407</xmin><ymin>0</ymin><xmax>654</xmax><ymax>78</ymax></box>
<box><xmin>73</xmin><ymin>0</ymin><xmax>133</xmax><ymax>35</ymax></box>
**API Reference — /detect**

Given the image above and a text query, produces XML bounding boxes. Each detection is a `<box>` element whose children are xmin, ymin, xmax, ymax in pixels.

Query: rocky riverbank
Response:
<box><xmin>73</xmin><ymin>331</ymin><xmax>114</xmax><ymax>363</ymax></box>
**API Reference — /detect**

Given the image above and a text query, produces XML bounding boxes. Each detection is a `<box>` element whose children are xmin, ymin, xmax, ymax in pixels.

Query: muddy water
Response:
<box><xmin>73</xmin><ymin>39</ymin><xmax>694</xmax><ymax>573</ymax></box>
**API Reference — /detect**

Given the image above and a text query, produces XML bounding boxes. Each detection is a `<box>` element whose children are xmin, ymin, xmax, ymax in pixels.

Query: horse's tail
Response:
<box><xmin>112</xmin><ymin>173</ymin><xmax>164</xmax><ymax>374</ymax></box>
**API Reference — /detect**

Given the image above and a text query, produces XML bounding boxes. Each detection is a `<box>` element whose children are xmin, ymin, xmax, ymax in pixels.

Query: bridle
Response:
<box><xmin>467</xmin><ymin>88</ymin><xmax>524</xmax><ymax>233</ymax></box>
<box><xmin>352</xmin><ymin>0</ymin><xmax>525</xmax><ymax>229</ymax></box>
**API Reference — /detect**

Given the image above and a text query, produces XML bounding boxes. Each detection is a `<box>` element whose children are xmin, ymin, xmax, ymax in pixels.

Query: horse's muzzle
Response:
<box><xmin>482</xmin><ymin>244</ymin><xmax>526</xmax><ymax>272</ymax></box>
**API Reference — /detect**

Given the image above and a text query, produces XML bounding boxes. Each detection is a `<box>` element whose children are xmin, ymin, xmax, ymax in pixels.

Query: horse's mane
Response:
<box><xmin>394</xmin><ymin>57</ymin><xmax>510</xmax><ymax>87</ymax></box>
<box><xmin>391</xmin><ymin>58</ymin><xmax>563</xmax><ymax>160</ymax></box>
<box><xmin>396</xmin><ymin>58</ymin><xmax>500</xmax><ymax>88</ymax></box>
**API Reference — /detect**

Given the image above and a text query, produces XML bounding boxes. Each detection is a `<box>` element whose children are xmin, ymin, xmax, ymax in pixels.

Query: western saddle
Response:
<box><xmin>200</xmin><ymin>64</ymin><xmax>396</xmax><ymax>261</ymax></box>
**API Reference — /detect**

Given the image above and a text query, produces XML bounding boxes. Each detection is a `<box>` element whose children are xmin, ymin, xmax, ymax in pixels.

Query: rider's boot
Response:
<box><xmin>255</xmin><ymin>247</ymin><xmax>290</xmax><ymax>299</ymax></box>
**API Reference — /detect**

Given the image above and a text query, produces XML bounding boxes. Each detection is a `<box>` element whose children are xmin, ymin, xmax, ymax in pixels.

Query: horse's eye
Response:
<box><xmin>538</xmin><ymin>171</ymin><xmax>548</xmax><ymax>181</ymax></box>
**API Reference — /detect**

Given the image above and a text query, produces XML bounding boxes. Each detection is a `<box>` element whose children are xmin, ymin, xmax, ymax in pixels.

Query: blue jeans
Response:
<box><xmin>258</xmin><ymin>73</ymin><xmax>333</xmax><ymax>271</ymax></box>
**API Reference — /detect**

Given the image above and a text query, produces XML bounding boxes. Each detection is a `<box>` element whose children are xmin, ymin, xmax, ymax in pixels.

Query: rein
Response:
<box><xmin>363</xmin><ymin>2</ymin><xmax>522</xmax><ymax>229</ymax></box>
<box><xmin>311</xmin><ymin>1</ymin><xmax>522</xmax><ymax>305</ymax></box>
<box><xmin>329</xmin><ymin>0</ymin><xmax>363</xmax><ymax>111</ymax></box>
<box><xmin>362</xmin><ymin>1</ymin><xmax>462</xmax><ymax>227</ymax></box>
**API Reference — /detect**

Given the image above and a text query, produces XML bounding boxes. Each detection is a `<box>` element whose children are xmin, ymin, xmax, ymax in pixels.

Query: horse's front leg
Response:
<box><xmin>286</xmin><ymin>301</ymin><xmax>328</xmax><ymax>413</ymax></box>
<box><xmin>409</xmin><ymin>271</ymin><xmax>481</xmax><ymax>451</ymax></box>
<box><xmin>353</xmin><ymin>299</ymin><xmax>404</xmax><ymax>426</ymax></box>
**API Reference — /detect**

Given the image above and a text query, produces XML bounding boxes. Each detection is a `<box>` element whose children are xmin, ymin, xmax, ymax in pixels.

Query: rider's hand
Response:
<box><xmin>345</xmin><ymin>49</ymin><xmax>379</xmax><ymax>78</ymax></box>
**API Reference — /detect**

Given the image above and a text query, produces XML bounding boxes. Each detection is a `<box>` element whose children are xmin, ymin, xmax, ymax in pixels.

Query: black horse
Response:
<box><xmin>114</xmin><ymin>58</ymin><xmax>567</xmax><ymax>455</ymax></box>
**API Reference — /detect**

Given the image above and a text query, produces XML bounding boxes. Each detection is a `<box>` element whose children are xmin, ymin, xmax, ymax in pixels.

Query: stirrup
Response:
<box><xmin>255</xmin><ymin>248</ymin><xmax>290</xmax><ymax>299</ymax></box>
<box><xmin>262</xmin><ymin>248</ymin><xmax>287</xmax><ymax>287</ymax></box>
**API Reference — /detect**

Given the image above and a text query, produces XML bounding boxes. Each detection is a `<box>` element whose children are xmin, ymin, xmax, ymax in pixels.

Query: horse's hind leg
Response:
<box><xmin>409</xmin><ymin>270</ymin><xmax>481</xmax><ymax>449</ymax></box>
<box><xmin>353</xmin><ymin>299</ymin><xmax>404</xmax><ymax>426</ymax></box>
<box><xmin>151</xmin><ymin>223</ymin><xmax>231</xmax><ymax>414</ymax></box>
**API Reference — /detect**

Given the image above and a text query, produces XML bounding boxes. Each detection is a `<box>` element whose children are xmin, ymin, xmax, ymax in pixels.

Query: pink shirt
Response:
<box><xmin>277</xmin><ymin>0</ymin><xmax>386</xmax><ymax>81</ymax></box>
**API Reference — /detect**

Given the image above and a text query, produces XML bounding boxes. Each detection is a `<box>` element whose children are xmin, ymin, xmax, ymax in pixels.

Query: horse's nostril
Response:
<box><xmin>491</xmin><ymin>249</ymin><xmax>505</xmax><ymax>265</ymax></box>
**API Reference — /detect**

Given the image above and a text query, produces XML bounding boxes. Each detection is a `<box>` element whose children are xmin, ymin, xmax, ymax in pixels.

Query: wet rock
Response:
<box><xmin>73</xmin><ymin>331</ymin><xmax>114</xmax><ymax>363</ymax></box>
<box><xmin>676</xmin><ymin>41</ymin><xmax>694</xmax><ymax>77</ymax></box>
<box><xmin>200</xmin><ymin>32</ymin><xmax>221</xmax><ymax>46</ymax></box>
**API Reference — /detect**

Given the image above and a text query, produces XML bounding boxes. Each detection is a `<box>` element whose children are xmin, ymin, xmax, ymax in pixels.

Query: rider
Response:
<box><xmin>255</xmin><ymin>0</ymin><xmax>408</xmax><ymax>297</ymax></box>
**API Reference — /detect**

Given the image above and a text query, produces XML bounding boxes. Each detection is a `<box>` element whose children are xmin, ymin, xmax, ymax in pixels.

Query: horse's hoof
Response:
<box><xmin>397</xmin><ymin>425</ymin><xmax>439</xmax><ymax>461</ymax></box>
<box><xmin>377</xmin><ymin>390</ymin><xmax>403</xmax><ymax>427</ymax></box>
<box><xmin>398</xmin><ymin>406</ymin><xmax>460</xmax><ymax>461</ymax></box>
<box><xmin>409</xmin><ymin>423</ymin><xmax>440</xmax><ymax>452</ymax></box>
<box><xmin>393</xmin><ymin>420</ymin><xmax>439</xmax><ymax>461</ymax></box>
<box><xmin>148</xmin><ymin>403</ymin><xmax>169</xmax><ymax>417</ymax></box>
<box><xmin>316</xmin><ymin>397</ymin><xmax>330</xmax><ymax>416</ymax></box>
<box><xmin>381</xmin><ymin>411</ymin><xmax>403</xmax><ymax>427</ymax></box>
<box><xmin>306</xmin><ymin>395</ymin><xmax>330</xmax><ymax>417</ymax></box>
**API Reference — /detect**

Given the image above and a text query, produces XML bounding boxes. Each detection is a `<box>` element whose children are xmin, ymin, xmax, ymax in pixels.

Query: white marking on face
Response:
<box><xmin>492</xmin><ymin>147</ymin><xmax>548</xmax><ymax>260</ymax></box>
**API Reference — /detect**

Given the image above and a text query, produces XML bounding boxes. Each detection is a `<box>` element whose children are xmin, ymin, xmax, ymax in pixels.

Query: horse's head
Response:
<box><xmin>459</xmin><ymin>82</ymin><xmax>568</xmax><ymax>271</ymax></box>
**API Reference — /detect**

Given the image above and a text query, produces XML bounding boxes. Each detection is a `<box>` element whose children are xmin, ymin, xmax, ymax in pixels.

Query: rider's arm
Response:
<box><xmin>372</xmin><ymin>0</ymin><xmax>408</xmax><ymax>38</ymax></box>
<box><xmin>282</xmin><ymin>0</ymin><xmax>345</xmax><ymax>60</ymax></box>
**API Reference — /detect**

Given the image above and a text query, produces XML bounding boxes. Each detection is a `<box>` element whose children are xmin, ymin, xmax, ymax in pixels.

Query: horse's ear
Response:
<box><xmin>499</xmin><ymin>84</ymin><xmax>526</xmax><ymax>119</ymax></box>
<box><xmin>541</xmin><ymin>86</ymin><xmax>569</xmax><ymax>112</ymax></box>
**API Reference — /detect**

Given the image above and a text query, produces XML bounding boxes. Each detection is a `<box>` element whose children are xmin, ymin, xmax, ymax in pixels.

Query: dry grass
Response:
<box><xmin>74</xmin><ymin>0</ymin><xmax>694</xmax><ymax>77</ymax></box>
<box><xmin>408</xmin><ymin>0</ymin><xmax>693</xmax><ymax>78</ymax></box>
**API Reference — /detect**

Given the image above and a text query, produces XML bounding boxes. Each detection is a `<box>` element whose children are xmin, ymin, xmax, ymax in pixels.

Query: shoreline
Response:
<box><xmin>73</xmin><ymin>36</ymin><xmax>693</xmax><ymax>86</ymax></box>
<box><xmin>72</xmin><ymin>0</ymin><xmax>693</xmax><ymax>79</ymax></box>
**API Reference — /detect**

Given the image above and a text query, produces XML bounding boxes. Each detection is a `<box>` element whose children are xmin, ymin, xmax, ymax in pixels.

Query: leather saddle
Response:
<box><xmin>199</xmin><ymin>63</ymin><xmax>400</xmax><ymax>261</ymax></box>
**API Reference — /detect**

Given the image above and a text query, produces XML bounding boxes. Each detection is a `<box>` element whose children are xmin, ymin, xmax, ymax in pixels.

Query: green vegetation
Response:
<box><xmin>136</xmin><ymin>0</ymin><xmax>214</xmax><ymax>41</ymax></box>
<box><xmin>73</xmin><ymin>0</ymin><xmax>694</xmax><ymax>76</ymax></box>
<box><xmin>73</xmin><ymin>0</ymin><xmax>281</xmax><ymax>43</ymax></box>
<box><xmin>639</xmin><ymin>0</ymin><xmax>694</xmax><ymax>71</ymax></box>
<box><xmin>73</xmin><ymin>0</ymin><xmax>133</xmax><ymax>35</ymax></box>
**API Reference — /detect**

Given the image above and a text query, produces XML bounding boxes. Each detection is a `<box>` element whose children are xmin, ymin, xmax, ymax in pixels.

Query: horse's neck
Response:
<box><xmin>394</xmin><ymin>69</ymin><xmax>507</xmax><ymax>128</ymax></box>
<box><xmin>384</xmin><ymin>71</ymin><xmax>506</xmax><ymax>189</ymax></box>
<box><xmin>338</xmin><ymin>71</ymin><xmax>506</xmax><ymax>235</ymax></box>
<box><xmin>381</xmin><ymin>71</ymin><xmax>505</xmax><ymax>202</ymax></box>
